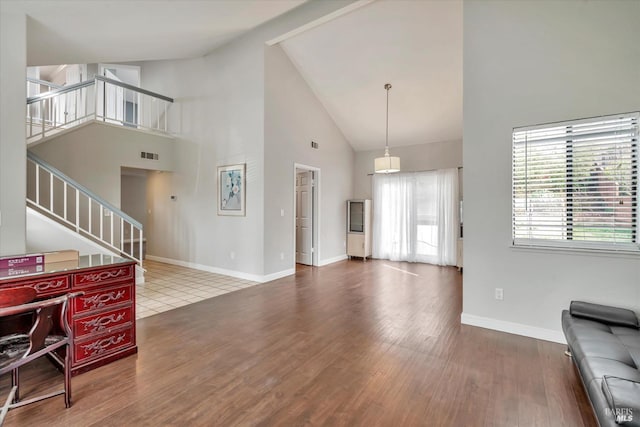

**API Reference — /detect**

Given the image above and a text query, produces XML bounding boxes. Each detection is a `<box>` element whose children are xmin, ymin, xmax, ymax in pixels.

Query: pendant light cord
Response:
<box><xmin>385</xmin><ymin>85</ymin><xmax>389</xmax><ymax>154</ymax></box>
<box><xmin>384</xmin><ymin>83</ymin><xmax>392</xmax><ymax>155</ymax></box>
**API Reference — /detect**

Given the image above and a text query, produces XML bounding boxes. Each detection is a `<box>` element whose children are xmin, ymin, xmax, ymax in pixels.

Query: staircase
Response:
<box><xmin>27</xmin><ymin>151</ymin><xmax>144</xmax><ymax>266</ymax></box>
<box><xmin>24</xmin><ymin>75</ymin><xmax>174</xmax><ymax>279</ymax></box>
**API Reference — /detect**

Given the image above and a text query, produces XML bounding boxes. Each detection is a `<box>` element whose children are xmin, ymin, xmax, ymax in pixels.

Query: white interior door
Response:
<box><xmin>296</xmin><ymin>171</ymin><xmax>313</xmax><ymax>265</ymax></box>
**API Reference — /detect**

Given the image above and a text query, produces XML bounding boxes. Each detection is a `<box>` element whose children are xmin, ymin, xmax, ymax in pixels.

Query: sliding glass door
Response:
<box><xmin>372</xmin><ymin>169</ymin><xmax>459</xmax><ymax>265</ymax></box>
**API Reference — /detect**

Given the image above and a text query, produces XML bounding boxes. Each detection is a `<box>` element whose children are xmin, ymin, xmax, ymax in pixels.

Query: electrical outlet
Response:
<box><xmin>280</xmin><ymin>252</ymin><xmax>284</xmax><ymax>260</ymax></box>
<box><xmin>495</xmin><ymin>288</ymin><xmax>504</xmax><ymax>301</ymax></box>
<box><xmin>230</xmin><ymin>251</ymin><xmax>235</xmax><ymax>260</ymax></box>
<box><xmin>280</xmin><ymin>209</ymin><xmax>284</xmax><ymax>217</ymax></box>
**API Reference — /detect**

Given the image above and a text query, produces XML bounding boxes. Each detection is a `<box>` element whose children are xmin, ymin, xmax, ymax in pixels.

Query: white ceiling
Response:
<box><xmin>9</xmin><ymin>0</ymin><xmax>305</xmax><ymax>66</ymax></box>
<box><xmin>280</xmin><ymin>0</ymin><xmax>462</xmax><ymax>151</ymax></box>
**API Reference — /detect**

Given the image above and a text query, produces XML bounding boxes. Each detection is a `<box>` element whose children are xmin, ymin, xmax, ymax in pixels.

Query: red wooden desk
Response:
<box><xmin>0</xmin><ymin>255</ymin><xmax>137</xmax><ymax>376</ymax></box>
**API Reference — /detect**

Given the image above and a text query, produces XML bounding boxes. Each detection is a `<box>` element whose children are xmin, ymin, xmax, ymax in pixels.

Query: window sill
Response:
<box><xmin>510</xmin><ymin>244</ymin><xmax>640</xmax><ymax>259</ymax></box>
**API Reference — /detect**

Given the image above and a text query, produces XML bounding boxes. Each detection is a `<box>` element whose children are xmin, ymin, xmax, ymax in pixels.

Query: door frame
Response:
<box><xmin>98</xmin><ymin>63</ymin><xmax>141</xmax><ymax>86</ymax></box>
<box><xmin>293</xmin><ymin>163</ymin><xmax>320</xmax><ymax>268</ymax></box>
<box><xmin>98</xmin><ymin>64</ymin><xmax>141</xmax><ymax>126</ymax></box>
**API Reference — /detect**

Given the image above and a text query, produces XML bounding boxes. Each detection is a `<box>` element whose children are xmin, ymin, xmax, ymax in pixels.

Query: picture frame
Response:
<box><xmin>217</xmin><ymin>163</ymin><xmax>246</xmax><ymax>216</ymax></box>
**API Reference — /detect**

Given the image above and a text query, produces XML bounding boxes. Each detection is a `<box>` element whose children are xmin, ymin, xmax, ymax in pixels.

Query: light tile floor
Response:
<box><xmin>136</xmin><ymin>260</ymin><xmax>259</xmax><ymax>319</ymax></box>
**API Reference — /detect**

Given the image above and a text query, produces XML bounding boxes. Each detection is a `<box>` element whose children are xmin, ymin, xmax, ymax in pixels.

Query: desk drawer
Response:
<box><xmin>74</xmin><ymin>305</ymin><xmax>133</xmax><ymax>338</ymax></box>
<box><xmin>75</xmin><ymin>327</ymin><xmax>134</xmax><ymax>364</ymax></box>
<box><xmin>74</xmin><ymin>284</ymin><xmax>132</xmax><ymax>315</ymax></box>
<box><xmin>4</xmin><ymin>276</ymin><xmax>72</xmax><ymax>297</ymax></box>
<box><xmin>74</xmin><ymin>265</ymin><xmax>133</xmax><ymax>288</ymax></box>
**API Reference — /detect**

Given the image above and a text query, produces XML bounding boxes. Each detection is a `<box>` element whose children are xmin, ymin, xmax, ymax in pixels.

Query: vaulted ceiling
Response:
<box><xmin>14</xmin><ymin>0</ymin><xmax>306</xmax><ymax>66</ymax></box>
<box><xmin>280</xmin><ymin>0</ymin><xmax>462</xmax><ymax>151</ymax></box>
<box><xmin>10</xmin><ymin>0</ymin><xmax>462</xmax><ymax>153</ymax></box>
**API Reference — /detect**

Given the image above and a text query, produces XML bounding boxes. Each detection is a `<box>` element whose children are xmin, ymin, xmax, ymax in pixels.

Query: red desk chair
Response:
<box><xmin>0</xmin><ymin>288</ymin><xmax>81</xmax><ymax>424</ymax></box>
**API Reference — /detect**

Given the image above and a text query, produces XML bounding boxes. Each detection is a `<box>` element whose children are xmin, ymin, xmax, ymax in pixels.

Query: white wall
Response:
<box><xmin>0</xmin><ymin>7</ymin><xmax>26</xmax><ymax>255</ymax></box>
<box><xmin>137</xmin><ymin>47</ymin><xmax>267</xmax><ymax>275</ymax></box>
<box><xmin>463</xmin><ymin>0</ymin><xmax>640</xmax><ymax>340</ymax></box>
<box><xmin>353</xmin><ymin>140</ymin><xmax>462</xmax><ymax>200</ymax></box>
<box><xmin>26</xmin><ymin>208</ymin><xmax>112</xmax><ymax>256</ymax></box>
<box><xmin>29</xmin><ymin>122</ymin><xmax>174</xmax><ymax>208</ymax></box>
<box><xmin>137</xmin><ymin>1</ymin><xmax>355</xmax><ymax>278</ymax></box>
<box><xmin>264</xmin><ymin>45</ymin><xmax>354</xmax><ymax>274</ymax></box>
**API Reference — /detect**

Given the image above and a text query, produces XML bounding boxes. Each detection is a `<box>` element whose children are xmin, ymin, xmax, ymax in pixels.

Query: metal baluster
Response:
<box><xmin>96</xmin><ymin>80</ymin><xmax>101</xmax><ymax>120</ymax></box>
<box><xmin>164</xmin><ymin>102</ymin><xmax>167</xmax><ymax>132</ymax></box>
<box><xmin>100</xmin><ymin>205</ymin><xmax>104</xmax><ymax>240</ymax></box>
<box><xmin>63</xmin><ymin>182</ymin><xmax>68</xmax><ymax>220</ymax></box>
<box><xmin>63</xmin><ymin>92</ymin><xmax>67</xmax><ymax>124</ymax></box>
<box><xmin>139</xmin><ymin>228</ymin><xmax>143</xmax><ymax>264</ymax></box>
<box><xmin>50</xmin><ymin>173</ymin><xmax>54</xmax><ymax>211</ymax></box>
<box><xmin>110</xmin><ymin>212</ymin><xmax>114</xmax><ymax>247</ymax></box>
<box><xmin>35</xmin><ymin>164</ymin><xmax>40</xmax><ymax>205</ymax></box>
<box><xmin>29</xmin><ymin>104</ymin><xmax>33</xmax><ymax>137</ymax></box>
<box><xmin>102</xmin><ymin>80</ymin><xmax>107</xmax><ymax>122</ymax></box>
<box><xmin>120</xmin><ymin>217</ymin><xmax>124</xmax><ymax>253</ymax></box>
<box><xmin>75</xmin><ymin>189</ymin><xmax>80</xmax><ymax>232</ymax></box>
<box><xmin>52</xmin><ymin>97</ymin><xmax>57</xmax><ymax>129</ymax></box>
<box><xmin>130</xmin><ymin>223</ymin><xmax>134</xmax><ymax>257</ymax></box>
<box><xmin>88</xmin><ymin>198</ymin><xmax>92</xmax><ymax>235</ymax></box>
<box><xmin>41</xmin><ymin>100</ymin><xmax>46</xmax><ymax>138</ymax></box>
<box><xmin>137</xmin><ymin>92</ymin><xmax>141</xmax><ymax>128</ymax></box>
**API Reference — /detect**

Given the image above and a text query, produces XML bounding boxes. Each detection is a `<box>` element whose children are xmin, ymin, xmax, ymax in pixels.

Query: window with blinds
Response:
<box><xmin>512</xmin><ymin>112</ymin><xmax>638</xmax><ymax>252</ymax></box>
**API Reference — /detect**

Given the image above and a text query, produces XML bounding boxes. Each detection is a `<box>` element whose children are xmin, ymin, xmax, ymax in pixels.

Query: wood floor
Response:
<box><xmin>2</xmin><ymin>260</ymin><xmax>595</xmax><ymax>426</ymax></box>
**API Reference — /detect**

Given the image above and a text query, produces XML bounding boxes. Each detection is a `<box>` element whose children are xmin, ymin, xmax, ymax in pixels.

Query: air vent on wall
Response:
<box><xmin>140</xmin><ymin>152</ymin><xmax>159</xmax><ymax>160</ymax></box>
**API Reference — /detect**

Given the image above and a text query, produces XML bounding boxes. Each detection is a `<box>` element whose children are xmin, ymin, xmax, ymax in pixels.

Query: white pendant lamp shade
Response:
<box><xmin>374</xmin><ymin>148</ymin><xmax>401</xmax><ymax>174</ymax></box>
<box><xmin>374</xmin><ymin>83</ymin><xmax>400</xmax><ymax>174</ymax></box>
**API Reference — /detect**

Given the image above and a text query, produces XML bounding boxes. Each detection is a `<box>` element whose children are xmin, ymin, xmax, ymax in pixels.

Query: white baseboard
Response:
<box><xmin>262</xmin><ymin>268</ymin><xmax>295</xmax><ymax>282</ymax></box>
<box><xmin>145</xmin><ymin>255</ymin><xmax>293</xmax><ymax>283</ymax></box>
<box><xmin>460</xmin><ymin>312</ymin><xmax>566</xmax><ymax>344</ymax></box>
<box><xmin>318</xmin><ymin>254</ymin><xmax>348</xmax><ymax>266</ymax></box>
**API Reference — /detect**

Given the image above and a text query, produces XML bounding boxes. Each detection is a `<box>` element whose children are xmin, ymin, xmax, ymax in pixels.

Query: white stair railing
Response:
<box><xmin>26</xmin><ymin>151</ymin><xmax>144</xmax><ymax>267</ymax></box>
<box><xmin>26</xmin><ymin>76</ymin><xmax>173</xmax><ymax>144</ymax></box>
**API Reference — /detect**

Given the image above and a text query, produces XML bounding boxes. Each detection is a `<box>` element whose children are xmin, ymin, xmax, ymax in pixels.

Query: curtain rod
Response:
<box><xmin>367</xmin><ymin>166</ymin><xmax>463</xmax><ymax>176</ymax></box>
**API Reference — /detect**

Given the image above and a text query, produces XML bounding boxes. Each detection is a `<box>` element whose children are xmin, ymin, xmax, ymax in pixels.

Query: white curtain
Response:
<box><xmin>372</xmin><ymin>168</ymin><xmax>459</xmax><ymax>266</ymax></box>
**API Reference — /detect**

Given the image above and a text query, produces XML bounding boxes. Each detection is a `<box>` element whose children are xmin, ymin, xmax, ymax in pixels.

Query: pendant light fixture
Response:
<box><xmin>374</xmin><ymin>83</ymin><xmax>400</xmax><ymax>174</ymax></box>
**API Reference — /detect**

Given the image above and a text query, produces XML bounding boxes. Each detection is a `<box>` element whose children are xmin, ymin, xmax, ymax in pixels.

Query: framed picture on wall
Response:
<box><xmin>217</xmin><ymin>163</ymin><xmax>246</xmax><ymax>216</ymax></box>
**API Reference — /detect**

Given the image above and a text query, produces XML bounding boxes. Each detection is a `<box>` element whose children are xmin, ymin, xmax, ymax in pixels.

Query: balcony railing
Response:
<box><xmin>26</xmin><ymin>76</ymin><xmax>173</xmax><ymax>144</ymax></box>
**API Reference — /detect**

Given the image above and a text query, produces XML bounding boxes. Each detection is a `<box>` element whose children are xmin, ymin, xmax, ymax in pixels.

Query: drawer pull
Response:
<box><xmin>32</xmin><ymin>279</ymin><xmax>67</xmax><ymax>292</ymax></box>
<box><xmin>79</xmin><ymin>268</ymin><xmax>129</xmax><ymax>284</ymax></box>
<box><xmin>80</xmin><ymin>312</ymin><xmax>126</xmax><ymax>334</ymax></box>
<box><xmin>81</xmin><ymin>290</ymin><xmax>126</xmax><ymax>310</ymax></box>
<box><xmin>82</xmin><ymin>333</ymin><xmax>126</xmax><ymax>357</ymax></box>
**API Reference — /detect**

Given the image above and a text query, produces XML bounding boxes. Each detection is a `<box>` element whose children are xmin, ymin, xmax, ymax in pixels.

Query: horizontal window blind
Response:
<box><xmin>512</xmin><ymin>112</ymin><xmax>638</xmax><ymax>251</ymax></box>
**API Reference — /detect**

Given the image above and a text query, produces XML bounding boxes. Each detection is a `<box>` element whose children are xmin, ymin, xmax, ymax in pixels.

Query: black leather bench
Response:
<box><xmin>562</xmin><ymin>301</ymin><xmax>640</xmax><ymax>427</ymax></box>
